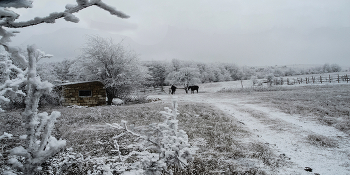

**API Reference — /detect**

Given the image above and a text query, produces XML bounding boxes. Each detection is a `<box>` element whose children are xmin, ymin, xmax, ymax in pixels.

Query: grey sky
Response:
<box><xmin>10</xmin><ymin>0</ymin><xmax>350</xmax><ymax>67</ymax></box>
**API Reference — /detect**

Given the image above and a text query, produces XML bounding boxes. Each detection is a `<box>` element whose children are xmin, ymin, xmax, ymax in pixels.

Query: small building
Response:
<box><xmin>55</xmin><ymin>81</ymin><xmax>106</xmax><ymax>107</ymax></box>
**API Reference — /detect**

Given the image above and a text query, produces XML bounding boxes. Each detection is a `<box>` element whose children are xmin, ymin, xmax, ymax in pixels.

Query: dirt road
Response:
<box><xmin>150</xmin><ymin>92</ymin><xmax>350</xmax><ymax>175</ymax></box>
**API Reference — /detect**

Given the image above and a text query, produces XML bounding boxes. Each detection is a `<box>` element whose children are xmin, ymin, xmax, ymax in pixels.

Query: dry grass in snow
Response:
<box><xmin>1</xmin><ymin>102</ymin><xmax>285</xmax><ymax>174</ymax></box>
<box><xmin>218</xmin><ymin>84</ymin><xmax>350</xmax><ymax>135</ymax></box>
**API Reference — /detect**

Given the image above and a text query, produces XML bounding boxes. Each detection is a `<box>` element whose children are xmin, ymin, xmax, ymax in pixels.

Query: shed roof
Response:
<box><xmin>55</xmin><ymin>81</ymin><xmax>104</xmax><ymax>86</ymax></box>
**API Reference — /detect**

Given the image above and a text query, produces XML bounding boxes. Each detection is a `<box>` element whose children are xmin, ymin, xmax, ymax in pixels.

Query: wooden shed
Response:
<box><xmin>56</xmin><ymin>81</ymin><xmax>106</xmax><ymax>107</ymax></box>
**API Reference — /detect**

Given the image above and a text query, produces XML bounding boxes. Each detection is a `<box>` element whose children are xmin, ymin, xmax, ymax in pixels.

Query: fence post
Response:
<box><xmin>320</xmin><ymin>76</ymin><xmax>322</xmax><ymax>84</ymax></box>
<box><xmin>337</xmin><ymin>74</ymin><xmax>340</xmax><ymax>83</ymax></box>
<box><xmin>312</xmin><ymin>76</ymin><xmax>315</xmax><ymax>83</ymax></box>
<box><xmin>306</xmin><ymin>77</ymin><xmax>308</xmax><ymax>84</ymax></box>
<box><xmin>329</xmin><ymin>74</ymin><xmax>331</xmax><ymax>83</ymax></box>
<box><xmin>347</xmin><ymin>74</ymin><xmax>349</xmax><ymax>83</ymax></box>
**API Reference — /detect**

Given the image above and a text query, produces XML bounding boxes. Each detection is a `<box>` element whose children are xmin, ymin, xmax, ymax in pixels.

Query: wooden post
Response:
<box><xmin>312</xmin><ymin>76</ymin><xmax>315</xmax><ymax>83</ymax></box>
<box><xmin>306</xmin><ymin>77</ymin><xmax>308</xmax><ymax>84</ymax></box>
<box><xmin>320</xmin><ymin>76</ymin><xmax>322</xmax><ymax>84</ymax></box>
<box><xmin>337</xmin><ymin>74</ymin><xmax>340</xmax><ymax>83</ymax></box>
<box><xmin>301</xmin><ymin>78</ymin><xmax>303</xmax><ymax>84</ymax></box>
<box><xmin>347</xmin><ymin>74</ymin><xmax>349</xmax><ymax>83</ymax></box>
<box><xmin>329</xmin><ymin>74</ymin><xmax>331</xmax><ymax>83</ymax></box>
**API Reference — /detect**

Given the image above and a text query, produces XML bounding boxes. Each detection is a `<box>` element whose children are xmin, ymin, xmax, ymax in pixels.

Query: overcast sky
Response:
<box><xmin>9</xmin><ymin>0</ymin><xmax>350</xmax><ymax>67</ymax></box>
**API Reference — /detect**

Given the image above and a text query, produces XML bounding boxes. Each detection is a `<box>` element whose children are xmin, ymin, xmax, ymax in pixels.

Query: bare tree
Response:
<box><xmin>73</xmin><ymin>35</ymin><xmax>150</xmax><ymax>105</ymax></box>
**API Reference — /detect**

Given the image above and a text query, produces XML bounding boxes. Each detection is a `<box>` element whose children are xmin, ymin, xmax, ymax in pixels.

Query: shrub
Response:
<box><xmin>306</xmin><ymin>134</ymin><xmax>338</xmax><ymax>148</ymax></box>
<box><xmin>124</xmin><ymin>93</ymin><xmax>149</xmax><ymax>104</ymax></box>
<box><xmin>39</xmin><ymin>92</ymin><xmax>61</xmax><ymax>107</ymax></box>
<box><xmin>266</xmin><ymin>74</ymin><xmax>275</xmax><ymax>86</ymax></box>
<box><xmin>251</xmin><ymin>75</ymin><xmax>258</xmax><ymax>86</ymax></box>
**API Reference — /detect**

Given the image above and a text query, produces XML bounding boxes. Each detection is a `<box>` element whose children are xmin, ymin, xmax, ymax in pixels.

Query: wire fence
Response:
<box><xmin>266</xmin><ymin>74</ymin><xmax>350</xmax><ymax>85</ymax></box>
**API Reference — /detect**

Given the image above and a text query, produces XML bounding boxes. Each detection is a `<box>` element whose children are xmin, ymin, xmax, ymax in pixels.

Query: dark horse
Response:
<box><xmin>187</xmin><ymin>85</ymin><xmax>199</xmax><ymax>94</ymax></box>
<box><xmin>170</xmin><ymin>85</ymin><xmax>177</xmax><ymax>95</ymax></box>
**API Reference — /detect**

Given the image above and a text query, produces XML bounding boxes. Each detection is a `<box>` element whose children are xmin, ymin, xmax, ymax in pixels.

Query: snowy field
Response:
<box><xmin>151</xmin><ymin>81</ymin><xmax>350</xmax><ymax>175</ymax></box>
<box><xmin>2</xmin><ymin>0</ymin><xmax>350</xmax><ymax>174</ymax></box>
<box><xmin>2</xmin><ymin>80</ymin><xmax>350</xmax><ymax>174</ymax></box>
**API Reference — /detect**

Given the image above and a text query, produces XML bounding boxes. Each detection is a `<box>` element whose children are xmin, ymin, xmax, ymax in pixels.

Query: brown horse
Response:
<box><xmin>187</xmin><ymin>85</ymin><xmax>199</xmax><ymax>94</ymax></box>
<box><xmin>170</xmin><ymin>85</ymin><xmax>177</xmax><ymax>95</ymax></box>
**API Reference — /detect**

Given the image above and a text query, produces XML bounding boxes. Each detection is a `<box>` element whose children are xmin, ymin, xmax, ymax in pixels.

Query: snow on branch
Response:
<box><xmin>1</xmin><ymin>0</ymin><xmax>129</xmax><ymax>28</ymax></box>
<box><xmin>0</xmin><ymin>7</ymin><xmax>20</xmax><ymax>22</ymax></box>
<box><xmin>0</xmin><ymin>0</ymin><xmax>33</xmax><ymax>8</ymax></box>
<box><xmin>105</xmin><ymin>97</ymin><xmax>196</xmax><ymax>174</ymax></box>
<box><xmin>94</xmin><ymin>0</ymin><xmax>129</xmax><ymax>18</ymax></box>
<box><xmin>0</xmin><ymin>45</ymin><xmax>27</xmax><ymax>112</ymax></box>
<box><xmin>0</xmin><ymin>27</ymin><xmax>19</xmax><ymax>44</ymax></box>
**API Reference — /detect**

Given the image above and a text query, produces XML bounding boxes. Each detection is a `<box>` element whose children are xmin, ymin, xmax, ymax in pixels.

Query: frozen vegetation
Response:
<box><xmin>0</xmin><ymin>0</ymin><xmax>129</xmax><ymax>174</ymax></box>
<box><xmin>1</xmin><ymin>0</ymin><xmax>349</xmax><ymax>175</ymax></box>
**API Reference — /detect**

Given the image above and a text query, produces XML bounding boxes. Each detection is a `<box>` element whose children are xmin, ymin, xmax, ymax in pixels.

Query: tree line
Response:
<box><xmin>37</xmin><ymin>36</ymin><xmax>344</xmax><ymax>100</ymax></box>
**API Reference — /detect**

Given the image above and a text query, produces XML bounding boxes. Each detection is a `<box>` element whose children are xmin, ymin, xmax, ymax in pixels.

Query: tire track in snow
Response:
<box><xmin>149</xmin><ymin>93</ymin><xmax>350</xmax><ymax>174</ymax></box>
<box><xmin>214</xmin><ymin>99</ymin><xmax>350</xmax><ymax>175</ymax></box>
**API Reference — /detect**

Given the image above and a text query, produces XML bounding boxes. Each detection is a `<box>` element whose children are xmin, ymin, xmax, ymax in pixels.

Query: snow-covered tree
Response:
<box><xmin>196</xmin><ymin>63</ymin><xmax>211</xmax><ymax>83</ymax></box>
<box><xmin>170</xmin><ymin>58</ymin><xmax>182</xmax><ymax>72</ymax></box>
<box><xmin>72</xmin><ymin>35</ymin><xmax>149</xmax><ymax>105</ymax></box>
<box><xmin>37</xmin><ymin>59</ymin><xmax>77</xmax><ymax>84</ymax></box>
<box><xmin>145</xmin><ymin>61</ymin><xmax>169</xmax><ymax>90</ymax></box>
<box><xmin>323</xmin><ymin>63</ymin><xmax>332</xmax><ymax>73</ymax></box>
<box><xmin>224</xmin><ymin>64</ymin><xmax>243</xmax><ymax>81</ymax></box>
<box><xmin>166</xmin><ymin>66</ymin><xmax>201</xmax><ymax>87</ymax></box>
<box><xmin>0</xmin><ymin>1</ymin><xmax>129</xmax><ymax>174</ymax></box>
<box><xmin>54</xmin><ymin>59</ymin><xmax>76</xmax><ymax>82</ymax></box>
<box><xmin>36</xmin><ymin>62</ymin><xmax>58</xmax><ymax>83</ymax></box>
<box><xmin>330</xmin><ymin>63</ymin><xmax>342</xmax><ymax>72</ymax></box>
<box><xmin>219</xmin><ymin>65</ymin><xmax>232</xmax><ymax>81</ymax></box>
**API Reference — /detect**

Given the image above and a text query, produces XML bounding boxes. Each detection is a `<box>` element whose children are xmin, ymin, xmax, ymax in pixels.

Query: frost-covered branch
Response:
<box><xmin>1</xmin><ymin>0</ymin><xmax>129</xmax><ymax>29</ymax></box>
<box><xmin>6</xmin><ymin>46</ymin><xmax>66</xmax><ymax>175</ymax></box>
<box><xmin>106</xmin><ymin>97</ymin><xmax>196</xmax><ymax>174</ymax></box>
<box><xmin>0</xmin><ymin>0</ymin><xmax>33</xmax><ymax>8</ymax></box>
<box><xmin>0</xmin><ymin>45</ymin><xmax>27</xmax><ymax>112</ymax></box>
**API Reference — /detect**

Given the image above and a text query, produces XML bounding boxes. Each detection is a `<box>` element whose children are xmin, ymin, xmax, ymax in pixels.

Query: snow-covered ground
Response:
<box><xmin>149</xmin><ymin>81</ymin><xmax>350</xmax><ymax>175</ymax></box>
